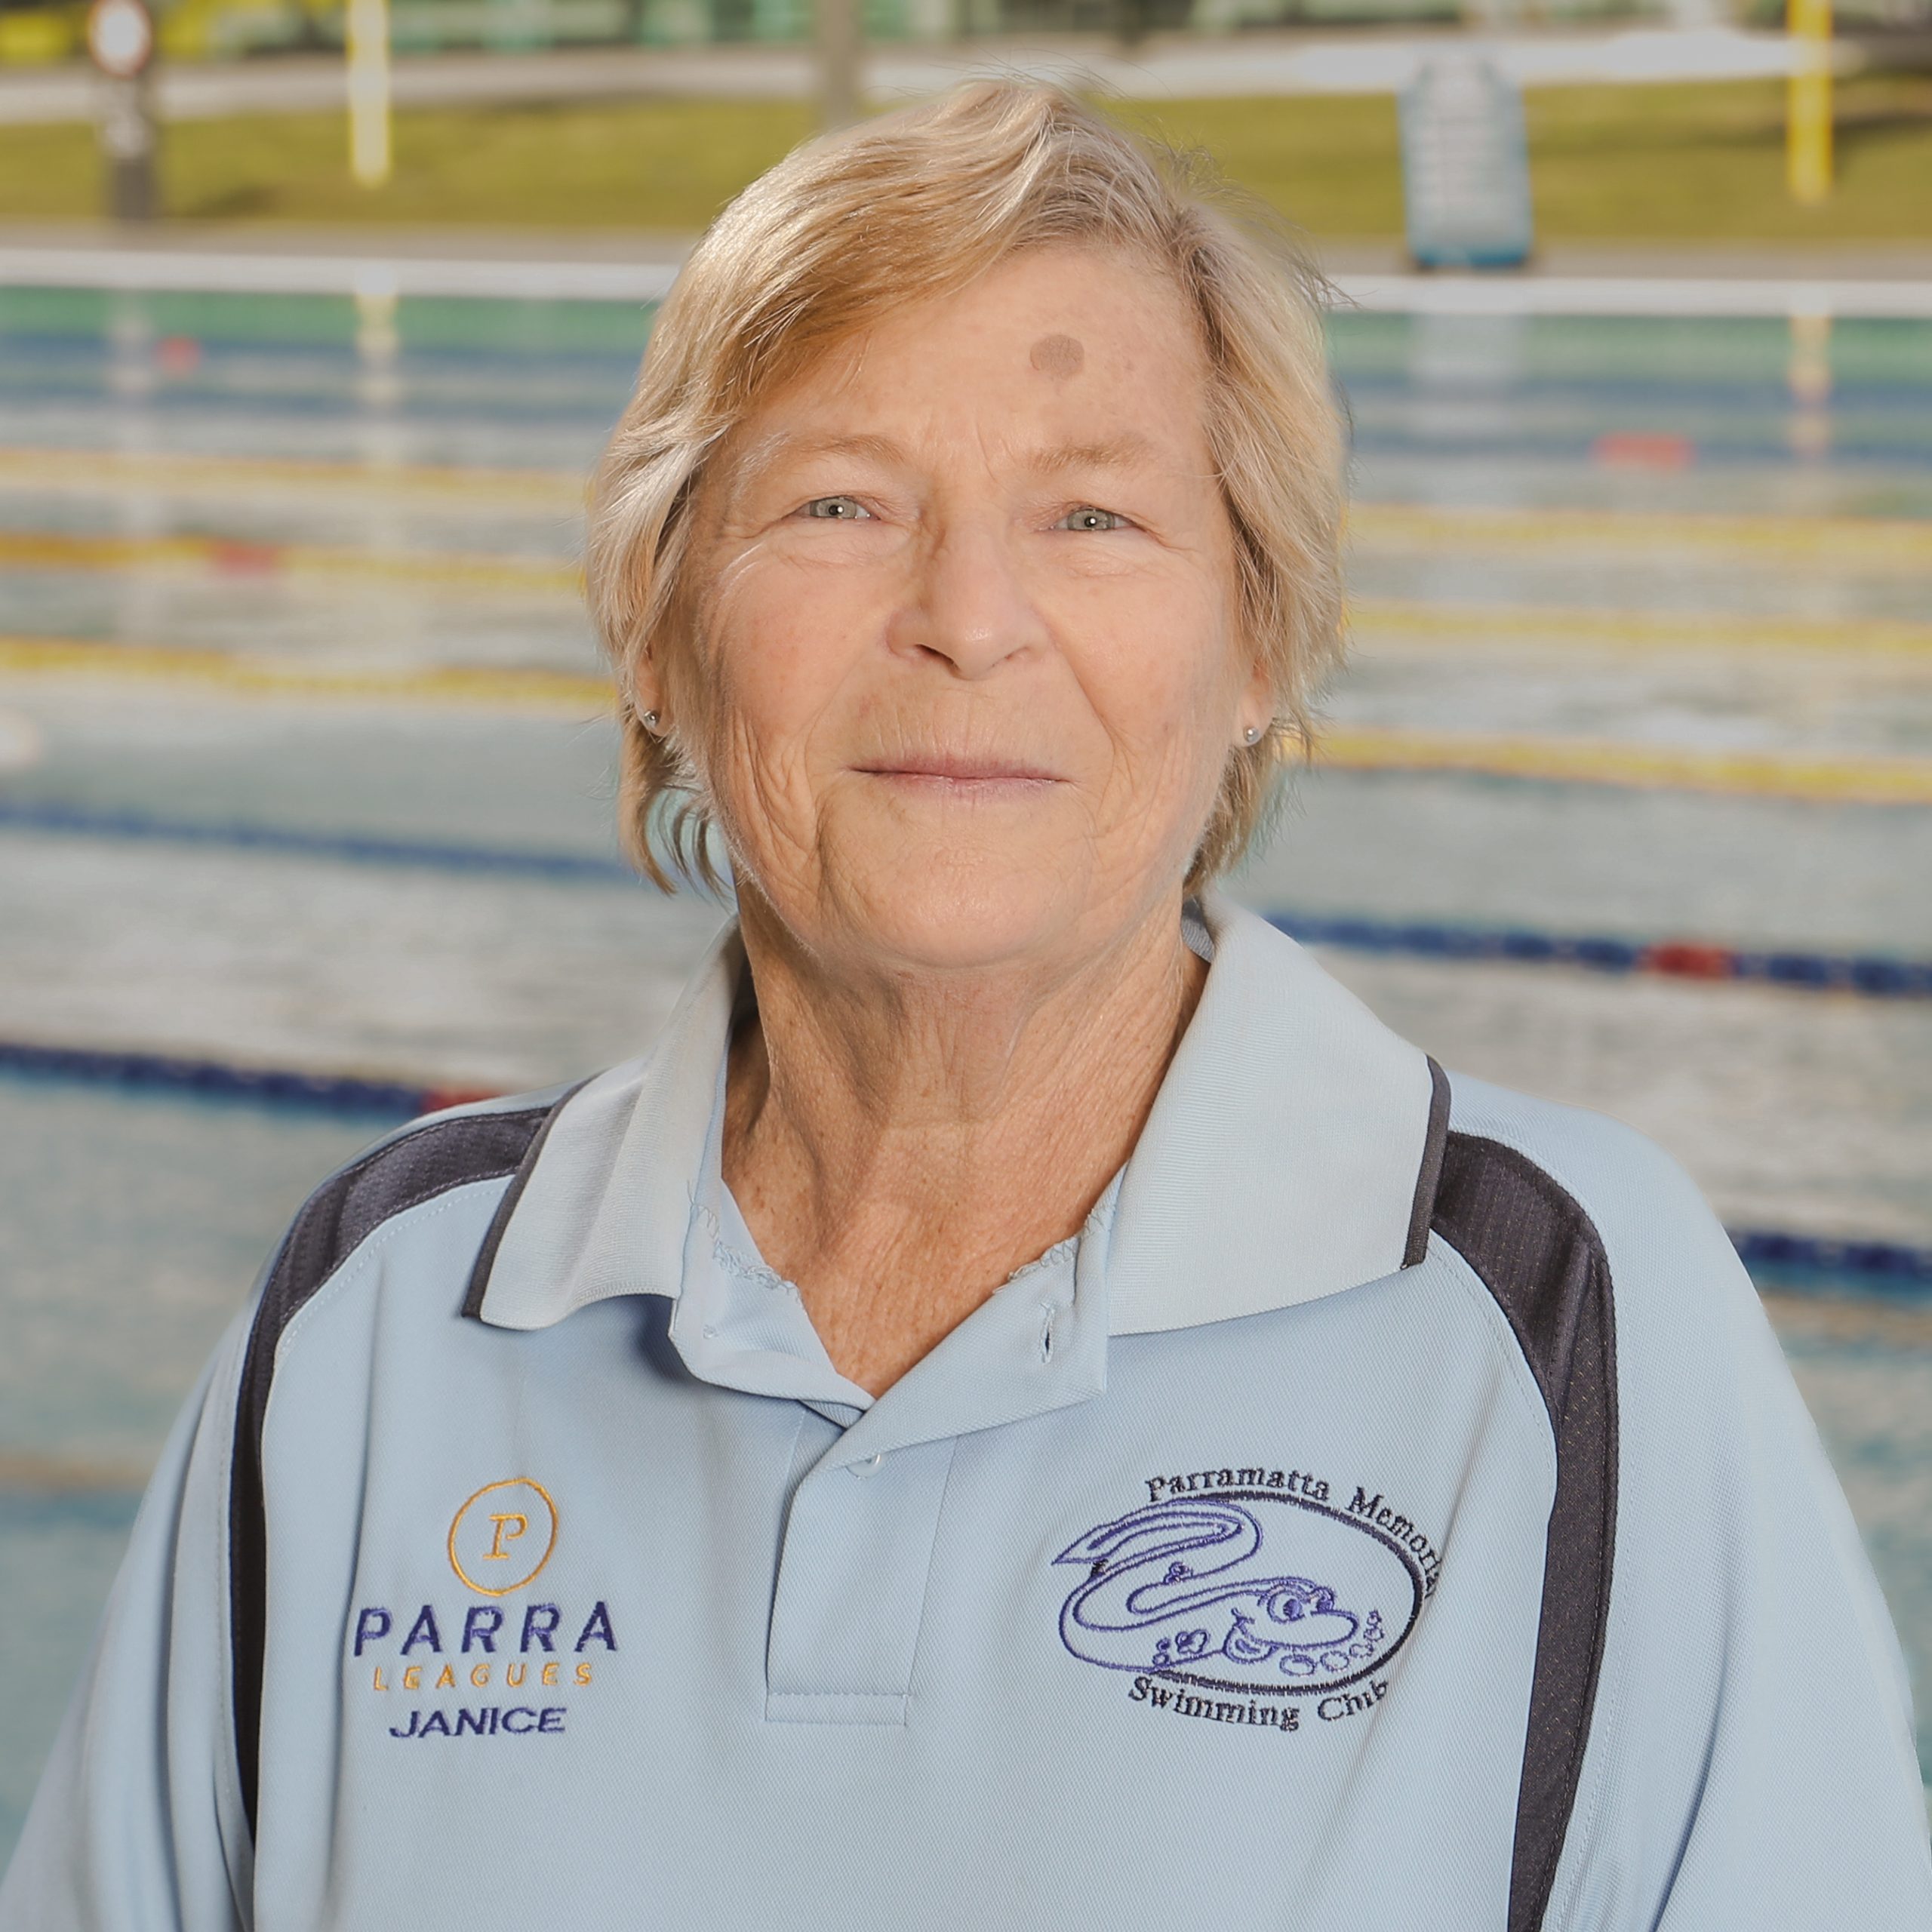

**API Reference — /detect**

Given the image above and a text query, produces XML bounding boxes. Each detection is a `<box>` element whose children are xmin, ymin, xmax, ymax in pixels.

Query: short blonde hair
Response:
<box><xmin>586</xmin><ymin>79</ymin><xmax>1344</xmax><ymax>894</ymax></box>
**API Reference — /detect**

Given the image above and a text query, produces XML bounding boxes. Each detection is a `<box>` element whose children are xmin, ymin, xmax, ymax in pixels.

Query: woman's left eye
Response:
<box><xmin>1056</xmin><ymin>506</ymin><xmax>1128</xmax><ymax>533</ymax></box>
<box><xmin>801</xmin><ymin>496</ymin><xmax>873</xmax><ymax>521</ymax></box>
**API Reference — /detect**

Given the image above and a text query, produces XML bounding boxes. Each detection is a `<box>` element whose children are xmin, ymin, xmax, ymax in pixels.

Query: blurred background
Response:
<box><xmin>2</xmin><ymin>0</ymin><xmax>1930</xmax><ymax>1860</ymax></box>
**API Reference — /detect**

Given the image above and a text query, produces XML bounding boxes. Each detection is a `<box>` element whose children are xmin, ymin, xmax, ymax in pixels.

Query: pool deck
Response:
<box><xmin>5</xmin><ymin>219</ymin><xmax>1931</xmax><ymax>280</ymax></box>
<box><xmin>5</xmin><ymin>223</ymin><xmax>1930</xmax><ymax>315</ymax></box>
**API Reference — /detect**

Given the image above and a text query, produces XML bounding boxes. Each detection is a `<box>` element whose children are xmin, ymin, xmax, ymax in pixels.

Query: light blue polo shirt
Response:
<box><xmin>5</xmin><ymin>897</ymin><xmax>1929</xmax><ymax>1931</ymax></box>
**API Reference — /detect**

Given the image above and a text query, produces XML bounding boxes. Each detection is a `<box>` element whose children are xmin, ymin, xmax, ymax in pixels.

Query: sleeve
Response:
<box><xmin>0</xmin><ymin>1303</ymin><xmax>257</xmax><ymax>1932</ymax></box>
<box><xmin>1548</xmin><ymin>1146</ymin><xmax>1932</xmax><ymax>1930</ymax></box>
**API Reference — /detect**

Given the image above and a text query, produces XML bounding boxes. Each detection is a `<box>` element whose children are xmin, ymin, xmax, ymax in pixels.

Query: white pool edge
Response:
<box><xmin>3</xmin><ymin>246</ymin><xmax>1932</xmax><ymax>318</ymax></box>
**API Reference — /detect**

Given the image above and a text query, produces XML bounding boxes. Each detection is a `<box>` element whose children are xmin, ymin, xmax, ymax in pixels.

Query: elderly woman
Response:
<box><xmin>5</xmin><ymin>82</ymin><xmax>1928</xmax><ymax>1932</ymax></box>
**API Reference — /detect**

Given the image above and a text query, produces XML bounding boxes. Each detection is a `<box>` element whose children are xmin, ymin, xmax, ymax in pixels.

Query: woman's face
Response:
<box><xmin>663</xmin><ymin>243</ymin><xmax>1270</xmax><ymax>979</ymax></box>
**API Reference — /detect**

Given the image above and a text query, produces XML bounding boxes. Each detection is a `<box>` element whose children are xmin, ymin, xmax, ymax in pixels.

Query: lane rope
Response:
<box><xmin>3</xmin><ymin>798</ymin><xmax>1927</xmax><ymax>998</ymax></box>
<box><xmin>0</xmin><ymin>1039</ymin><xmax>491</xmax><ymax>1119</ymax></box>
<box><xmin>5</xmin><ymin>639</ymin><xmax>1929</xmax><ymax>804</ymax></box>
<box><xmin>1351</xmin><ymin>601</ymin><xmax>1932</xmax><ymax>662</ymax></box>
<box><xmin>5</xmin><ymin>448</ymin><xmax>1927</xmax><ymax>571</ymax></box>
<box><xmin>10</xmin><ymin>521</ymin><xmax>1932</xmax><ymax>623</ymax></box>
<box><xmin>1263</xmin><ymin>910</ymin><xmax>1932</xmax><ymax>1000</ymax></box>
<box><xmin>1315</xmin><ymin>725</ymin><xmax>1932</xmax><ymax>806</ymax></box>
<box><xmin>0</xmin><ymin>798</ymin><xmax>635</xmax><ymax>878</ymax></box>
<box><xmin>2</xmin><ymin>1036</ymin><xmax>1924</xmax><ymax>1292</ymax></box>
<box><xmin>1346</xmin><ymin>503</ymin><xmax>1932</xmax><ymax>574</ymax></box>
<box><xmin>0</xmin><ymin>526</ymin><xmax>580</xmax><ymax>593</ymax></box>
<box><xmin>0</xmin><ymin>636</ymin><xmax>609</xmax><ymax>709</ymax></box>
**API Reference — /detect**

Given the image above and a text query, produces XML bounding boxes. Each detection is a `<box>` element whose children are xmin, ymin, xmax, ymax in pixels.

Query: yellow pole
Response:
<box><xmin>1787</xmin><ymin>0</ymin><xmax>1832</xmax><ymax>206</ymax></box>
<box><xmin>346</xmin><ymin>0</ymin><xmax>392</xmax><ymax>188</ymax></box>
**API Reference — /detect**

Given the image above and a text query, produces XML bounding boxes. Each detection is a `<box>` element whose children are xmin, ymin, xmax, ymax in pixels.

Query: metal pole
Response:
<box><xmin>101</xmin><ymin>72</ymin><xmax>158</xmax><ymax>220</ymax></box>
<box><xmin>87</xmin><ymin>0</ymin><xmax>158</xmax><ymax>222</ymax></box>
<box><xmin>347</xmin><ymin>0</ymin><xmax>394</xmax><ymax>188</ymax></box>
<box><xmin>1787</xmin><ymin>0</ymin><xmax>1832</xmax><ymax>206</ymax></box>
<box><xmin>817</xmin><ymin>0</ymin><xmax>861</xmax><ymax>132</ymax></box>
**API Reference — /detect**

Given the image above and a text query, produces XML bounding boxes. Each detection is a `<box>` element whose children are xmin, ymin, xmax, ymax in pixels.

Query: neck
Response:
<box><xmin>721</xmin><ymin>895</ymin><xmax>1206</xmax><ymax>1395</ymax></box>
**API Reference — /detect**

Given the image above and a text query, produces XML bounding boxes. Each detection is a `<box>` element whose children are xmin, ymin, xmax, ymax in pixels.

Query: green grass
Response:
<box><xmin>2</xmin><ymin>73</ymin><xmax>1928</xmax><ymax>238</ymax></box>
<box><xmin>1121</xmin><ymin>75</ymin><xmax>1932</xmax><ymax>241</ymax></box>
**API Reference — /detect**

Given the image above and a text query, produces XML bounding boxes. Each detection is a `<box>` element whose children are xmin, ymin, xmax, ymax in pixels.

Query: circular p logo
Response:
<box><xmin>448</xmin><ymin>1478</ymin><xmax>558</xmax><ymax>1596</ymax></box>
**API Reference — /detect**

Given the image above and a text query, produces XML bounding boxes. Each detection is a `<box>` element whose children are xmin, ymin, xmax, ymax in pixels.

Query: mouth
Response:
<box><xmin>857</xmin><ymin>754</ymin><xmax>1063</xmax><ymax>791</ymax></box>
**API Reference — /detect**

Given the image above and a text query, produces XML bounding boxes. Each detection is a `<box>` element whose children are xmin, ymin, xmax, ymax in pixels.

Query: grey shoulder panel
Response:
<box><xmin>226</xmin><ymin>1102</ymin><xmax>554</xmax><ymax>1836</ymax></box>
<box><xmin>1431</xmin><ymin>1129</ymin><xmax>1619</xmax><ymax>1932</ymax></box>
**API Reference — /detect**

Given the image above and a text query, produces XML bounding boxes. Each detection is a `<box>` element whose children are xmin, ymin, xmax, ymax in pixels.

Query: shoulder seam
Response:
<box><xmin>1403</xmin><ymin>1057</ymin><xmax>1452</xmax><ymax>1269</ymax></box>
<box><xmin>463</xmin><ymin>1076</ymin><xmax>591</xmax><ymax>1319</ymax></box>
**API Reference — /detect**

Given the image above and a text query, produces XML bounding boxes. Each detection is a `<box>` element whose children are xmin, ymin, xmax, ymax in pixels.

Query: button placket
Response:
<box><xmin>764</xmin><ymin>1434</ymin><xmax>958</xmax><ymax>1726</ymax></box>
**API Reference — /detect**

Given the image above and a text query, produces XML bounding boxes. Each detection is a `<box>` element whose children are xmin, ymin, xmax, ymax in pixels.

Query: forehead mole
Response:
<box><xmin>1029</xmin><ymin>333</ymin><xmax>1084</xmax><ymax>380</ymax></box>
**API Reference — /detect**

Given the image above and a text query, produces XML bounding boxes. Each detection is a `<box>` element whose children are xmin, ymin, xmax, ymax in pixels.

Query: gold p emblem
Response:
<box><xmin>448</xmin><ymin>1479</ymin><xmax>557</xmax><ymax>1596</ymax></box>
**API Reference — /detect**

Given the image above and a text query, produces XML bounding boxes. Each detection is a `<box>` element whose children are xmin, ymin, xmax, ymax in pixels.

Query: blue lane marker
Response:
<box><xmin>0</xmin><ymin>1038</ymin><xmax>445</xmax><ymax>1118</ymax></box>
<box><xmin>2</xmin><ymin>1038</ymin><xmax>1928</xmax><ymax>1296</ymax></box>
<box><xmin>4</xmin><ymin>799</ymin><xmax>1930</xmax><ymax>1001</ymax></box>
<box><xmin>0</xmin><ymin>800</ymin><xmax>638</xmax><ymax>883</ymax></box>
<box><xmin>1263</xmin><ymin>912</ymin><xmax>1932</xmax><ymax>1001</ymax></box>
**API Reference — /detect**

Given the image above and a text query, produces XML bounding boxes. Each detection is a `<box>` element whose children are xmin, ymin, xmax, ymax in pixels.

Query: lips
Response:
<box><xmin>858</xmin><ymin>752</ymin><xmax>1061</xmax><ymax>785</ymax></box>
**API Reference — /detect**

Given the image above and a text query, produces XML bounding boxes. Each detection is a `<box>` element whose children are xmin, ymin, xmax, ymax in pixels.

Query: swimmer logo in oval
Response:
<box><xmin>1053</xmin><ymin>1489</ymin><xmax>1426</xmax><ymax>1695</ymax></box>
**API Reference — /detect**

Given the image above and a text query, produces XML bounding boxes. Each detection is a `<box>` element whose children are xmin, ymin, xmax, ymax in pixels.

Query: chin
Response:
<box><xmin>833</xmin><ymin>846</ymin><xmax>1093</xmax><ymax>975</ymax></box>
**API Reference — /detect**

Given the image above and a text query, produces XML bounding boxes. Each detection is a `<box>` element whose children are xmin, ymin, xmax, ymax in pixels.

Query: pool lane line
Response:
<box><xmin>0</xmin><ymin>1450</ymin><xmax>152</xmax><ymax>1500</ymax></box>
<box><xmin>5</xmin><ymin>796</ymin><xmax>1930</xmax><ymax>1000</ymax></box>
<box><xmin>1352</xmin><ymin>601</ymin><xmax>1932</xmax><ymax>662</ymax></box>
<box><xmin>5</xmin><ymin>448</ymin><xmax>1929</xmax><ymax>572</ymax></box>
<box><xmin>13</xmin><ymin>520</ymin><xmax>1932</xmax><ymax>666</ymax></box>
<box><xmin>13</xmin><ymin>515</ymin><xmax>1932</xmax><ymax>666</ymax></box>
<box><xmin>0</xmin><ymin>1039</ymin><xmax>495</xmax><ymax>1120</ymax></box>
<box><xmin>1347</xmin><ymin>503</ymin><xmax>1932</xmax><ymax>573</ymax></box>
<box><xmin>0</xmin><ymin>527</ymin><xmax>580</xmax><ymax>594</ymax></box>
<box><xmin>2</xmin><ymin>1036</ymin><xmax>1926</xmax><ymax>1296</ymax></box>
<box><xmin>6</xmin><ymin>640</ymin><xmax>1932</xmax><ymax>807</ymax></box>
<box><xmin>0</xmin><ymin>636</ymin><xmax>611</xmax><ymax>711</ymax></box>
<box><xmin>11</xmin><ymin>516</ymin><xmax>1932</xmax><ymax>663</ymax></box>
<box><xmin>0</xmin><ymin>798</ymin><xmax>636</xmax><ymax>878</ymax></box>
<box><xmin>1263</xmin><ymin>912</ymin><xmax>1932</xmax><ymax>998</ymax></box>
<box><xmin>1316</xmin><ymin>726</ymin><xmax>1932</xmax><ymax>807</ymax></box>
<box><xmin>0</xmin><ymin>445</ymin><xmax>587</xmax><ymax>509</ymax></box>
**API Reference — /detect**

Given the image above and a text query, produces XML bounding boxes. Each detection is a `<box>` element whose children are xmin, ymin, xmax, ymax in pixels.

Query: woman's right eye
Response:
<box><xmin>801</xmin><ymin>496</ymin><xmax>872</xmax><ymax>521</ymax></box>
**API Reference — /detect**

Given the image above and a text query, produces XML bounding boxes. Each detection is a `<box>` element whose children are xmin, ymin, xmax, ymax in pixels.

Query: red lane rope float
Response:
<box><xmin>1265</xmin><ymin>913</ymin><xmax>1932</xmax><ymax>1001</ymax></box>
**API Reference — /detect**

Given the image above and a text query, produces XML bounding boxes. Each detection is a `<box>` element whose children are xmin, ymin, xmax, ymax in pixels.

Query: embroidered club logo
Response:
<box><xmin>1054</xmin><ymin>1491</ymin><xmax>1424</xmax><ymax>1695</ymax></box>
<box><xmin>448</xmin><ymin>1477</ymin><xmax>558</xmax><ymax>1595</ymax></box>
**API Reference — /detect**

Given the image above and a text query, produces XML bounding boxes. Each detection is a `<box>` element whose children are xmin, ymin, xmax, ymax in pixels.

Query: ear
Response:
<box><xmin>629</xmin><ymin>651</ymin><xmax>665</xmax><ymax>730</ymax></box>
<box><xmin>1234</xmin><ymin>653</ymin><xmax>1275</xmax><ymax>746</ymax></box>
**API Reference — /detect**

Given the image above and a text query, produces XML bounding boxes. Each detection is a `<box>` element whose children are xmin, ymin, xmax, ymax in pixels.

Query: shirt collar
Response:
<box><xmin>468</xmin><ymin>894</ymin><xmax>1445</xmax><ymax>1337</ymax></box>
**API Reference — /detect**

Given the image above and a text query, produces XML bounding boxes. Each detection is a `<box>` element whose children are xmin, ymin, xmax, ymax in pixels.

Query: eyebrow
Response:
<box><xmin>721</xmin><ymin>426</ymin><xmax>1168</xmax><ymax>510</ymax></box>
<box><xmin>1023</xmin><ymin>432</ymin><xmax>1162</xmax><ymax>478</ymax></box>
<box><xmin>721</xmin><ymin>431</ymin><xmax>905</xmax><ymax>507</ymax></box>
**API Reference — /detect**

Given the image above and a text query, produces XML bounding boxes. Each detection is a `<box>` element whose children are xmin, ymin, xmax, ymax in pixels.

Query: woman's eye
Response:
<box><xmin>1057</xmin><ymin>506</ymin><xmax>1128</xmax><ymax>533</ymax></box>
<box><xmin>801</xmin><ymin>496</ymin><xmax>872</xmax><ymax>521</ymax></box>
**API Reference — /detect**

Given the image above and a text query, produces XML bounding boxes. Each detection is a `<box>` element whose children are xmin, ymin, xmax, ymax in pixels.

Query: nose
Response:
<box><xmin>888</xmin><ymin>515</ymin><xmax>1049</xmax><ymax>679</ymax></box>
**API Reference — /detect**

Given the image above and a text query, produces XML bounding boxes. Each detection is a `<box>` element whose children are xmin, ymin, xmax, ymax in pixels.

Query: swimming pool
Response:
<box><xmin>2</xmin><ymin>285</ymin><xmax>1928</xmax><ymax>1857</ymax></box>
